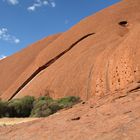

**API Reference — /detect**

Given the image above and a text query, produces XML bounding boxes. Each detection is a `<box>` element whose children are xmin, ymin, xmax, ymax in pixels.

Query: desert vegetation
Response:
<box><xmin>0</xmin><ymin>96</ymin><xmax>81</xmax><ymax>118</ymax></box>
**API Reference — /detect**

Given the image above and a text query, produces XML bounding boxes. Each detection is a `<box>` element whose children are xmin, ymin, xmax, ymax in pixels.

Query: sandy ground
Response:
<box><xmin>0</xmin><ymin>118</ymin><xmax>40</xmax><ymax>126</ymax></box>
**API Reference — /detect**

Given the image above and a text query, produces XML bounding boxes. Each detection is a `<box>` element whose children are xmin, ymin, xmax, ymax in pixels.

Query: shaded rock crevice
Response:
<box><xmin>119</xmin><ymin>20</ymin><xmax>128</xmax><ymax>27</ymax></box>
<box><xmin>86</xmin><ymin>64</ymin><xmax>94</xmax><ymax>100</ymax></box>
<box><xmin>9</xmin><ymin>33</ymin><xmax>95</xmax><ymax>100</ymax></box>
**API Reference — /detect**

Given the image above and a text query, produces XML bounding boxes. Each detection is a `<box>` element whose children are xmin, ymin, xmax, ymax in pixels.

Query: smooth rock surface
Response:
<box><xmin>1</xmin><ymin>0</ymin><xmax>140</xmax><ymax>100</ymax></box>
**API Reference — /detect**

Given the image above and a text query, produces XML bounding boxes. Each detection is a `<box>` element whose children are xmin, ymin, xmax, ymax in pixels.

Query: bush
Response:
<box><xmin>0</xmin><ymin>95</ymin><xmax>81</xmax><ymax>118</ymax></box>
<box><xmin>31</xmin><ymin>96</ymin><xmax>63</xmax><ymax>117</ymax></box>
<box><xmin>38</xmin><ymin>96</ymin><xmax>53</xmax><ymax>104</ymax></box>
<box><xmin>0</xmin><ymin>100</ymin><xmax>8</xmax><ymax>118</ymax></box>
<box><xmin>8</xmin><ymin>96</ymin><xmax>35</xmax><ymax>117</ymax></box>
<box><xmin>48</xmin><ymin>102</ymin><xmax>62</xmax><ymax>114</ymax></box>
<box><xmin>30</xmin><ymin>96</ymin><xmax>53</xmax><ymax>117</ymax></box>
<box><xmin>57</xmin><ymin>96</ymin><xmax>80</xmax><ymax>108</ymax></box>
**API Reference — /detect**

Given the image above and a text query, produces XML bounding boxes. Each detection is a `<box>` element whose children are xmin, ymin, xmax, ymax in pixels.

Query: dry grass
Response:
<box><xmin>0</xmin><ymin>118</ymin><xmax>39</xmax><ymax>126</ymax></box>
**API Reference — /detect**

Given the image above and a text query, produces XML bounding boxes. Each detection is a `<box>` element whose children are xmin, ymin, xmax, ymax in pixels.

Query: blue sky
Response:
<box><xmin>0</xmin><ymin>0</ymin><xmax>120</xmax><ymax>59</ymax></box>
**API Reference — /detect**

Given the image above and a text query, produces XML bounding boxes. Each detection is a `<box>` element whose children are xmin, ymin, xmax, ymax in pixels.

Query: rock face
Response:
<box><xmin>0</xmin><ymin>0</ymin><xmax>140</xmax><ymax>101</ymax></box>
<box><xmin>0</xmin><ymin>0</ymin><xmax>140</xmax><ymax>139</ymax></box>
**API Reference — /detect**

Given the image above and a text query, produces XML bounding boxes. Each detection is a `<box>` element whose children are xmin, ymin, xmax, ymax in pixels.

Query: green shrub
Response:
<box><xmin>31</xmin><ymin>96</ymin><xmax>80</xmax><ymax>117</ymax></box>
<box><xmin>0</xmin><ymin>100</ymin><xmax>8</xmax><ymax>118</ymax></box>
<box><xmin>0</xmin><ymin>95</ymin><xmax>81</xmax><ymax>118</ymax></box>
<box><xmin>57</xmin><ymin>96</ymin><xmax>80</xmax><ymax>108</ymax></box>
<box><xmin>48</xmin><ymin>102</ymin><xmax>62</xmax><ymax>113</ymax></box>
<box><xmin>38</xmin><ymin>96</ymin><xmax>53</xmax><ymax>104</ymax></box>
<box><xmin>8</xmin><ymin>96</ymin><xmax>35</xmax><ymax>117</ymax></box>
<box><xmin>30</xmin><ymin>96</ymin><xmax>53</xmax><ymax>117</ymax></box>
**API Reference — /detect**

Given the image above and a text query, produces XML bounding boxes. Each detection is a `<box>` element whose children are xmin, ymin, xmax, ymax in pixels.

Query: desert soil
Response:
<box><xmin>0</xmin><ymin>118</ymin><xmax>40</xmax><ymax>126</ymax></box>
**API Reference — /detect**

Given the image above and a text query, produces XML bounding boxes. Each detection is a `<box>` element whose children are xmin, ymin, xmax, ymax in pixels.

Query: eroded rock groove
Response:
<box><xmin>9</xmin><ymin>33</ymin><xmax>95</xmax><ymax>100</ymax></box>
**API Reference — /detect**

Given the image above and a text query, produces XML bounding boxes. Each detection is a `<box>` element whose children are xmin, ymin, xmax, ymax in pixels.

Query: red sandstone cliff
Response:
<box><xmin>0</xmin><ymin>0</ymin><xmax>140</xmax><ymax>101</ymax></box>
<box><xmin>0</xmin><ymin>0</ymin><xmax>140</xmax><ymax>140</ymax></box>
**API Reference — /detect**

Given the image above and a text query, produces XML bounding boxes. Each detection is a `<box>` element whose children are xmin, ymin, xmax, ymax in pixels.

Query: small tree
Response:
<box><xmin>8</xmin><ymin>96</ymin><xmax>35</xmax><ymax>117</ymax></box>
<box><xmin>0</xmin><ymin>100</ymin><xmax>8</xmax><ymax>118</ymax></box>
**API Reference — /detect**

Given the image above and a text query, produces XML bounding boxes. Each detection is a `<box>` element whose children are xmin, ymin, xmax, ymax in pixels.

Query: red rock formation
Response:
<box><xmin>0</xmin><ymin>0</ymin><xmax>140</xmax><ymax>139</ymax></box>
<box><xmin>0</xmin><ymin>34</ymin><xmax>61</xmax><ymax>100</ymax></box>
<box><xmin>0</xmin><ymin>0</ymin><xmax>140</xmax><ymax>101</ymax></box>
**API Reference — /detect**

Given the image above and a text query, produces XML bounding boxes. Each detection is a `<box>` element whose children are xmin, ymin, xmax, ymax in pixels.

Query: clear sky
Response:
<box><xmin>0</xmin><ymin>0</ymin><xmax>120</xmax><ymax>59</ymax></box>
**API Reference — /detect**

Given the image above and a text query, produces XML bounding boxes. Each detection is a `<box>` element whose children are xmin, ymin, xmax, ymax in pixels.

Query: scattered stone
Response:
<box><xmin>71</xmin><ymin>117</ymin><xmax>81</xmax><ymax>121</ymax></box>
<box><xmin>82</xmin><ymin>101</ymin><xmax>86</xmax><ymax>104</ymax></box>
